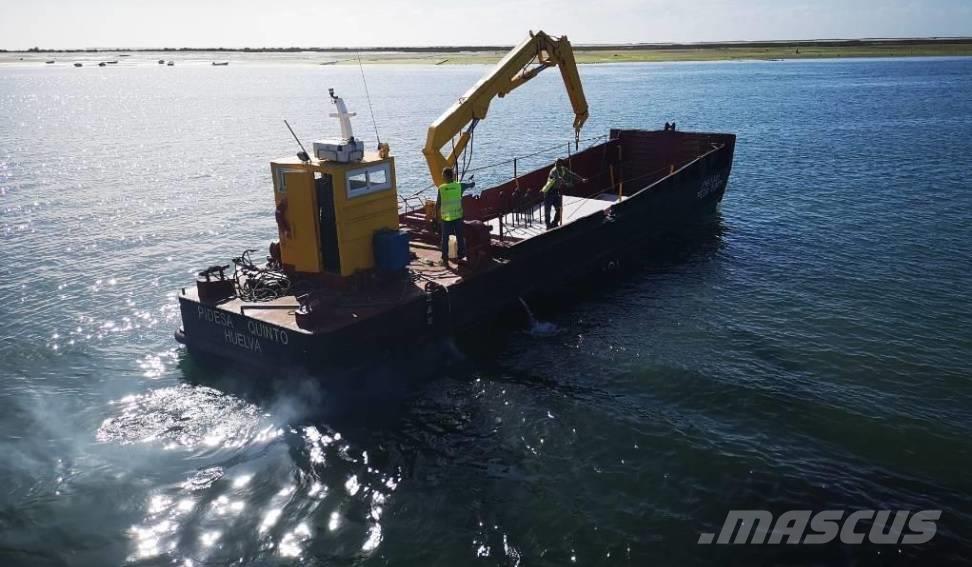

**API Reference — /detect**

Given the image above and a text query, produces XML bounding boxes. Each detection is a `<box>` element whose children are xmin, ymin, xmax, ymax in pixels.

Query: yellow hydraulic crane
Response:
<box><xmin>422</xmin><ymin>30</ymin><xmax>589</xmax><ymax>187</ymax></box>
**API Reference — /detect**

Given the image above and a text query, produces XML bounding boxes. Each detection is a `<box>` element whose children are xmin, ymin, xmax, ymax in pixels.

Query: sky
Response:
<box><xmin>2</xmin><ymin>0</ymin><xmax>971</xmax><ymax>49</ymax></box>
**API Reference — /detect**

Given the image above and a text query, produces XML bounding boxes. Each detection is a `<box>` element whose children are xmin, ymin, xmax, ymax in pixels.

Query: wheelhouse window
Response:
<box><xmin>346</xmin><ymin>163</ymin><xmax>392</xmax><ymax>198</ymax></box>
<box><xmin>275</xmin><ymin>167</ymin><xmax>305</xmax><ymax>193</ymax></box>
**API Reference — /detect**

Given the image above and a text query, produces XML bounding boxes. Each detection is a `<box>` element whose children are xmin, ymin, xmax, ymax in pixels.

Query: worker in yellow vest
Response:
<box><xmin>437</xmin><ymin>167</ymin><xmax>475</xmax><ymax>265</ymax></box>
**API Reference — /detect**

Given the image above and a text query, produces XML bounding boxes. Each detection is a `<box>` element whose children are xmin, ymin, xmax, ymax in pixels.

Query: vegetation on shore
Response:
<box><xmin>359</xmin><ymin>41</ymin><xmax>972</xmax><ymax>64</ymax></box>
<box><xmin>3</xmin><ymin>39</ymin><xmax>972</xmax><ymax>65</ymax></box>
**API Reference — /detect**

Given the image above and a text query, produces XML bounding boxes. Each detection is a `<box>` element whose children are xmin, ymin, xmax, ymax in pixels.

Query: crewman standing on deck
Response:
<box><xmin>541</xmin><ymin>158</ymin><xmax>587</xmax><ymax>229</ymax></box>
<box><xmin>437</xmin><ymin>167</ymin><xmax>475</xmax><ymax>266</ymax></box>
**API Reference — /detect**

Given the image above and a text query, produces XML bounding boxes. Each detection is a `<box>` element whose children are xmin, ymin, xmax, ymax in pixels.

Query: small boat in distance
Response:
<box><xmin>212</xmin><ymin>61</ymin><xmax>229</xmax><ymax>66</ymax></box>
<box><xmin>45</xmin><ymin>60</ymin><xmax>55</xmax><ymax>64</ymax></box>
<box><xmin>74</xmin><ymin>62</ymin><xmax>82</xmax><ymax>67</ymax></box>
<box><xmin>166</xmin><ymin>61</ymin><xmax>175</xmax><ymax>66</ymax></box>
<box><xmin>158</xmin><ymin>59</ymin><xmax>165</xmax><ymax>64</ymax></box>
<box><xmin>106</xmin><ymin>60</ymin><xmax>118</xmax><ymax>65</ymax></box>
<box><xmin>98</xmin><ymin>62</ymin><xmax>107</xmax><ymax>67</ymax></box>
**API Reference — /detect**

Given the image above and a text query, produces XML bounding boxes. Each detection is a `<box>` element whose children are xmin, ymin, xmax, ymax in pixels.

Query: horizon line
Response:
<box><xmin>6</xmin><ymin>36</ymin><xmax>972</xmax><ymax>53</ymax></box>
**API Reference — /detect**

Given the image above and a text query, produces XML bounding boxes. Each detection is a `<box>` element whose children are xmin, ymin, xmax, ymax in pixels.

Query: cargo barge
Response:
<box><xmin>173</xmin><ymin>31</ymin><xmax>736</xmax><ymax>370</ymax></box>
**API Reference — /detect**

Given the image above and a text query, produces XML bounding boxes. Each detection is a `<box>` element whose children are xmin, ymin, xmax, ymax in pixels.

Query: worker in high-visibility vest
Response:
<box><xmin>437</xmin><ymin>167</ymin><xmax>475</xmax><ymax>265</ymax></box>
<box><xmin>541</xmin><ymin>158</ymin><xmax>587</xmax><ymax>229</ymax></box>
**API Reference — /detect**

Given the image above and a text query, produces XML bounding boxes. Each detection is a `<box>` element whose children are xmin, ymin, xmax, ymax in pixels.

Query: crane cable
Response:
<box><xmin>456</xmin><ymin>43</ymin><xmax>559</xmax><ymax>182</ymax></box>
<box><xmin>459</xmin><ymin>124</ymin><xmax>475</xmax><ymax>181</ymax></box>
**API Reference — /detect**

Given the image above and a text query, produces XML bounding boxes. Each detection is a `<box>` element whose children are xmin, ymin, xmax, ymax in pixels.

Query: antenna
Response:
<box><xmin>356</xmin><ymin>53</ymin><xmax>382</xmax><ymax>146</ymax></box>
<box><xmin>283</xmin><ymin>120</ymin><xmax>310</xmax><ymax>162</ymax></box>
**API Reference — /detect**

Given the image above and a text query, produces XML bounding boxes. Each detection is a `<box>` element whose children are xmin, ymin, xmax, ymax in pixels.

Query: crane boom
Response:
<box><xmin>422</xmin><ymin>30</ymin><xmax>589</xmax><ymax>187</ymax></box>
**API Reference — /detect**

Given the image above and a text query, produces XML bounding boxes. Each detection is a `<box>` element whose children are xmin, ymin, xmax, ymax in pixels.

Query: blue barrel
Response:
<box><xmin>373</xmin><ymin>229</ymin><xmax>411</xmax><ymax>272</ymax></box>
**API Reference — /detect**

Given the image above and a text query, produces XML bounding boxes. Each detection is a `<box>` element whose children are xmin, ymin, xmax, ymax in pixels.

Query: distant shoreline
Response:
<box><xmin>6</xmin><ymin>37</ymin><xmax>972</xmax><ymax>53</ymax></box>
<box><xmin>4</xmin><ymin>38</ymin><xmax>972</xmax><ymax>64</ymax></box>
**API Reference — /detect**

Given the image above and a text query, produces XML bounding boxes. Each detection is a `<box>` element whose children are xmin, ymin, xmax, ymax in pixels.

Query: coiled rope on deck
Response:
<box><xmin>231</xmin><ymin>249</ymin><xmax>292</xmax><ymax>302</ymax></box>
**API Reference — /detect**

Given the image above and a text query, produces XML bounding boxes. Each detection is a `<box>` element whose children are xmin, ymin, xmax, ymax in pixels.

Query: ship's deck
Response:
<box><xmin>487</xmin><ymin>194</ymin><xmax>624</xmax><ymax>240</ymax></box>
<box><xmin>183</xmin><ymin>196</ymin><xmax>621</xmax><ymax>335</ymax></box>
<box><xmin>182</xmin><ymin>243</ymin><xmax>481</xmax><ymax>335</ymax></box>
<box><xmin>186</xmin><ymin>191</ymin><xmax>630</xmax><ymax>335</ymax></box>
